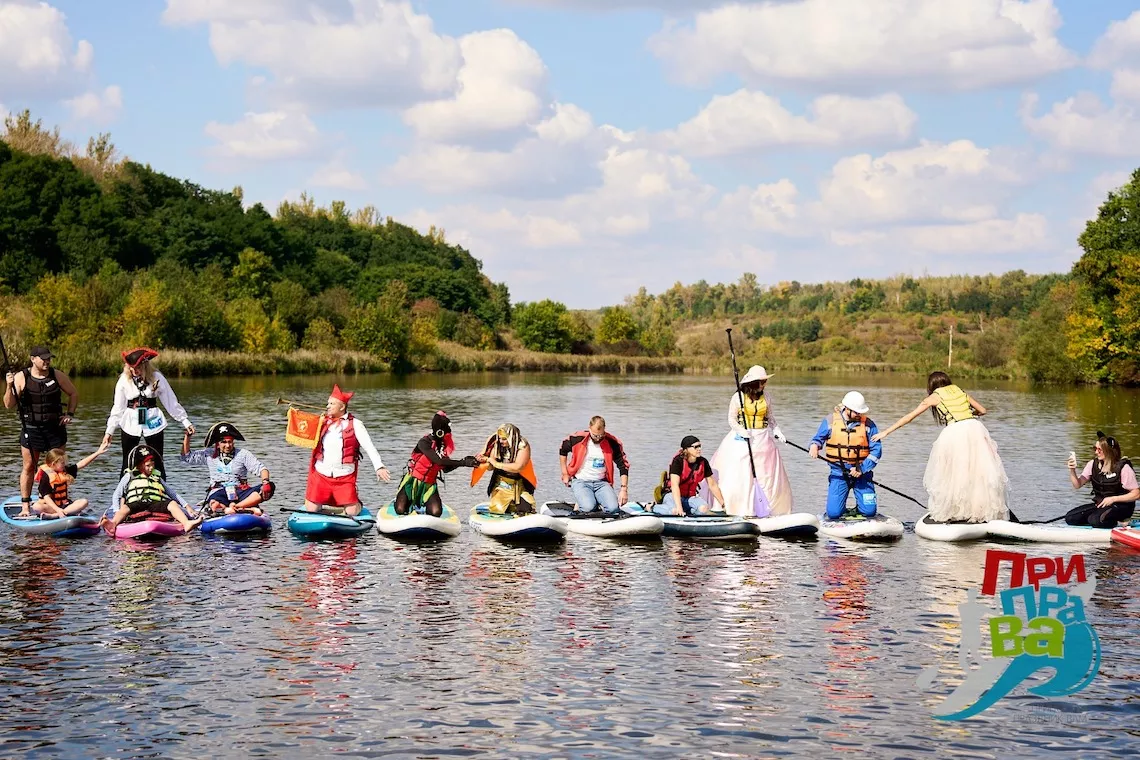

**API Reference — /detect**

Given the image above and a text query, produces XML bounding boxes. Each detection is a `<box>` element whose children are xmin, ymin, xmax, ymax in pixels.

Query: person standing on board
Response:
<box><xmin>303</xmin><ymin>384</ymin><xmax>390</xmax><ymax>517</ymax></box>
<box><xmin>809</xmin><ymin>391</ymin><xmax>883</xmax><ymax>520</ymax></box>
<box><xmin>102</xmin><ymin>348</ymin><xmax>194</xmax><ymax>477</ymax></box>
<box><xmin>559</xmin><ymin>416</ymin><xmax>630</xmax><ymax>514</ymax></box>
<box><xmin>872</xmin><ymin>371</ymin><xmax>1009</xmax><ymax>523</ymax></box>
<box><xmin>709</xmin><ymin>365</ymin><xmax>793</xmax><ymax>516</ymax></box>
<box><xmin>4</xmin><ymin>346</ymin><xmax>80</xmax><ymax>515</ymax></box>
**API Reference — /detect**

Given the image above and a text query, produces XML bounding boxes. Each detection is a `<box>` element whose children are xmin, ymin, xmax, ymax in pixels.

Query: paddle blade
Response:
<box><xmin>751</xmin><ymin>481</ymin><xmax>772</xmax><ymax>518</ymax></box>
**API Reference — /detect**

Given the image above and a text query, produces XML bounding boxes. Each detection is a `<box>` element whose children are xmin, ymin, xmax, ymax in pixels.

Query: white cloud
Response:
<box><xmin>165</xmin><ymin>0</ymin><xmax>462</xmax><ymax>109</ymax></box>
<box><xmin>664</xmin><ymin>90</ymin><xmax>915</xmax><ymax>157</ymax></box>
<box><xmin>503</xmin><ymin>0</ymin><xmax>723</xmax><ymax>9</ymax></box>
<box><xmin>204</xmin><ymin>110</ymin><xmax>323</xmax><ymax>161</ymax></box>
<box><xmin>387</xmin><ymin>103</ymin><xmax>610</xmax><ymax>196</ymax></box>
<box><xmin>0</xmin><ymin>0</ymin><xmax>94</xmax><ymax>97</ymax></box>
<box><xmin>893</xmin><ymin>214</ymin><xmax>1048</xmax><ymax>254</ymax></box>
<box><xmin>1088</xmin><ymin>11</ymin><xmax>1140</xmax><ymax>70</ymax></box>
<box><xmin>402</xmin><ymin>29</ymin><xmax>546</xmax><ymax>145</ymax></box>
<box><xmin>814</xmin><ymin>140</ymin><xmax>1023</xmax><ymax>227</ymax></box>
<box><xmin>1111</xmin><ymin>69</ymin><xmax>1140</xmax><ymax>103</ymax></box>
<box><xmin>64</xmin><ymin>85</ymin><xmax>122</xmax><ymax>123</ymax></box>
<box><xmin>709</xmin><ymin>179</ymin><xmax>800</xmax><ymax>233</ymax></box>
<box><xmin>308</xmin><ymin>159</ymin><xmax>368</xmax><ymax>191</ymax></box>
<box><xmin>1020</xmin><ymin>92</ymin><xmax>1140</xmax><ymax>158</ymax></box>
<box><xmin>649</xmin><ymin>0</ymin><xmax>1075</xmax><ymax>92</ymax></box>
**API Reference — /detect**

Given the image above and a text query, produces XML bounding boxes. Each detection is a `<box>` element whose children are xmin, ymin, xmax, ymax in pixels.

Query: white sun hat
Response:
<box><xmin>740</xmin><ymin>365</ymin><xmax>772</xmax><ymax>384</ymax></box>
<box><xmin>841</xmin><ymin>391</ymin><xmax>869</xmax><ymax>414</ymax></box>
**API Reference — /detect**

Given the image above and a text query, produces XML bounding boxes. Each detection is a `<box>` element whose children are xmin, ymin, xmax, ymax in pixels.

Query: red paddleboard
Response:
<box><xmin>1110</xmin><ymin>526</ymin><xmax>1140</xmax><ymax>550</ymax></box>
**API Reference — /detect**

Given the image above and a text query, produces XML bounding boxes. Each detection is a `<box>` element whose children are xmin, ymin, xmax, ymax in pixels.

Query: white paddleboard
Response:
<box><xmin>539</xmin><ymin>502</ymin><xmax>663</xmax><ymax>537</ymax></box>
<box><xmin>469</xmin><ymin>503</ymin><xmax>566</xmax><ymax>542</ymax></box>
<box><xmin>819</xmin><ymin>512</ymin><xmax>904</xmax><ymax>541</ymax></box>
<box><xmin>914</xmin><ymin>512</ymin><xmax>989</xmax><ymax>542</ymax></box>
<box><xmin>985</xmin><ymin>520</ymin><xmax>1115</xmax><ymax>544</ymax></box>
<box><xmin>747</xmin><ymin>512</ymin><xmax>819</xmax><ymax>538</ymax></box>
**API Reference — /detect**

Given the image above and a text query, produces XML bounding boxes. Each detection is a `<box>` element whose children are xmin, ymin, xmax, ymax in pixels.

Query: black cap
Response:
<box><xmin>681</xmin><ymin>435</ymin><xmax>701</xmax><ymax>449</ymax></box>
<box><xmin>30</xmin><ymin>346</ymin><xmax>54</xmax><ymax>359</ymax></box>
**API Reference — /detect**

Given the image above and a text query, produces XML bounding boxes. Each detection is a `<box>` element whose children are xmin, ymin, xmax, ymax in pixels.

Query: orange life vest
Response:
<box><xmin>823</xmin><ymin>410</ymin><xmax>870</xmax><ymax>466</ymax></box>
<box><xmin>37</xmin><ymin>465</ymin><xmax>70</xmax><ymax>506</ymax></box>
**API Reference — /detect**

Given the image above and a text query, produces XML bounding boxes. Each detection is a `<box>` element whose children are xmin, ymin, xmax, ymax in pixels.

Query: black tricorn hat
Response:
<box><xmin>122</xmin><ymin>347</ymin><xmax>159</xmax><ymax>368</ymax></box>
<box><xmin>204</xmin><ymin>422</ymin><xmax>245</xmax><ymax>447</ymax></box>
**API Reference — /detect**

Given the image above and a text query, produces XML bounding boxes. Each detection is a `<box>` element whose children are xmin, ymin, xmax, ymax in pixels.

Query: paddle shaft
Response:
<box><xmin>276</xmin><ymin>397</ymin><xmax>327</xmax><ymax>411</ymax></box>
<box><xmin>784</xmin><ymin>439</ymin><xmax>928</xmax><ymax>509</ymax></box>
<box><xmin>0</xmin><ymin>332</ymin><xmax>27</xmax><ymax>433</ymax></box>
<box><xmin>725</xmin><ymin>329</ymin><xmax>759</xmax><ymax>482</ymax></box>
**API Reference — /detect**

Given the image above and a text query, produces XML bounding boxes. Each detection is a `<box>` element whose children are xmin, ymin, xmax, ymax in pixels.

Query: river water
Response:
<box><xmin>0</xmin><ymin>372</ymin><xmax>1138</xmax><ymax>757</ymax></box>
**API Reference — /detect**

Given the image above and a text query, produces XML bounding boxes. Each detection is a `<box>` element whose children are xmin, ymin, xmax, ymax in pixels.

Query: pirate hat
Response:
<box><xmin>204</xmin><ymin>421</ymin><xmax>245</xmax><ymax>447</ymax></box>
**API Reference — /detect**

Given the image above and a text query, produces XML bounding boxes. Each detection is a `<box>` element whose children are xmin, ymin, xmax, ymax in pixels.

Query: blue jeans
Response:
<box><xmin>656</xmin><ymin>493</ymin><xmax>712</xmax><ymax>516</ymax></box>
<box><xmin>826</xmin><ymin>469</ymin><xmax>877</xmax><ymax>519</ymax></box>
<box><xmin>570</xmin><ymin>479</ymin><xmax>619</xmax><ymax>513</ymax></box>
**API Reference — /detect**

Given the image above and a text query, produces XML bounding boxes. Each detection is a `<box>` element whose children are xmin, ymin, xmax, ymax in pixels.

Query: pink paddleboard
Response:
<box><xmin>107</xmin><ymin>519</ymin><xmax>187</xmax><ymax>539</ymax></box>
<box><xmin>1110</xmin><ymin>526</ymin><xmax>1140</xmax><ymax>550</ymax></box>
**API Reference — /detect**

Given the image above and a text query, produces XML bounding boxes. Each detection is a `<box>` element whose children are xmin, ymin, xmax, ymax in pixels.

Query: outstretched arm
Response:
<box><xmin>871</xmin><ymin>394</ymin><xmax>938</xmax><ymax>442</ymax></box>
<box><xmin>966</xmin><ymin>395</ymin><xmax>987</xmax><ymax>416</ymax></box>
<box><xmin>76</xmin><ymin>440</ymin><xmax>111</xmax><ymax>470</ymax></box>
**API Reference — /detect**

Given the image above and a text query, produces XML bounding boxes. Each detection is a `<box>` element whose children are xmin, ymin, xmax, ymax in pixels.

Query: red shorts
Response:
<box><xmin>305</xmin><ymin>469</ymin><xmax>360</xmax><ymax>507</ymax></box>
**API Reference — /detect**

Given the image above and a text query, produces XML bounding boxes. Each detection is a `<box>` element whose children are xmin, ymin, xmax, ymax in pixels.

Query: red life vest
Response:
<box><xmin>408</xmin><ymin>433</ymin><xmax>455</xmax><ymax>485</ymax></box>
<box><xmin>310</xmin><ymin>414</ymin><xmax>361</xmax><ymax>468</ymax></box>
<box><xmin>564</xmin><ymin>431</ymin><xmax>624</xmax><ymax>485</ymax></box>
<box><xmin>672</xmin><ymin>452</ymin><xmax>707</xmax><ymax>498</ymax></box>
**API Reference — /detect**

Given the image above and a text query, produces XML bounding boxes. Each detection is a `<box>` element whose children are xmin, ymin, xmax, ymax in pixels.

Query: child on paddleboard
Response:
<box><xmin>100</xmin><ymin>445</ymin><xmax>202</xmax><ymax>536</ymax></box>
<box><xmin>30</xmin><ymin>441</ymin><xmax>110</xmax><ymax>518</ymax></box>
<box><xmin>809</xmin><ymin>391</ymin><xmax>883</xmax><ymax>520</ymax></box>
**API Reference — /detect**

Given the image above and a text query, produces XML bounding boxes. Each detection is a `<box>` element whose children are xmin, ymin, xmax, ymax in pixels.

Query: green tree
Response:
<box><xmin>302</xmin><ymin>317</ymin><xmax>339</xmax><ymax>350</ymax></box>
<box><xmin>343</xmin><ymin>280</ymin><xmax>411</xmax><ymax>364</ymax></box>
<box><xmin>1018</xmin><ymin>282</ymin><xmax>1082</xmax><ymax>382</ymax></box>
<box><xmin>230</xmin><ymin>247</ymin><xmax>276</xmax><ymax>301</ymax></box>
<box><xmin>596</xmin><ymin>306</ymin><xmax>639</xmax><ymax>345</ymax></box>
<box><xmin>512</xmin><ymin>300</ymin><xmax>572</xmax><ymax>353</ymax></box>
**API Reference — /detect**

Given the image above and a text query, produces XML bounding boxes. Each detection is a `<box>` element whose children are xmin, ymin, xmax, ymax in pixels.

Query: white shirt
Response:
<box><xmin>577</xmin><ymin>438</ymin><xmax>607</xmax><ymax>482</ymax></box>
<box><xmin>104</xmin><ymin>370</ymin><xmax>191</xmax><ymax>438</ymax></box>
<box><xmin>314</xmin><ymin>416</ymin><xmax>385</xmax><ymax>478</ymax></box>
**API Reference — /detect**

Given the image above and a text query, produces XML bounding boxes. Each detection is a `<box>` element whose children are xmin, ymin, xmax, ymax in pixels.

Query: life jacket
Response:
<box><xmin>667</xmin><ymin>452</ymin><xmax>707</xmax><ymax>498</ymax></box>
<box><xmin>310</xmin><ymin>415</ymin><xmax>361</xmax><ymax>468</ymax></box>
<box><xmin>37</xmin><ymin>465</ymin><xmax>70</xmax><ymax>506</ymax></box>
<box><xmin>932</xmin><ymin>385</ymin><xmax>973</xmax><ymax>426</ymax></box>
<box><xmin>20</xmin><ymin>368</ymin><xmax>62</xmax><ymax>426</ymax></box>
<box><xmin>564</xmin><ymin>431</ymin><xmax>624</xmax><ymax>484</ymax></box>
<box><xmin>125</xmin><ymin>472</ymin><xmax>167</xmax><ymax>505</ymax></box>
<box><xmin>735</xmin><ymin>393</ymin><xmax>768</xmax><ymax>429</ymax></box>
<box><xmin>1091</xmin><ymin>458</ymin><xmax>1135</xmax><ymax>505</ymax></box>
<box><xmin>409</xmin><ymin>433</ymin><xmax>455</xmax><ymax>485</ymax></box>
<box><xmin>823</xmin><ymin>409</ymin><xmax>870</xmax><ymax>466</ymax></box>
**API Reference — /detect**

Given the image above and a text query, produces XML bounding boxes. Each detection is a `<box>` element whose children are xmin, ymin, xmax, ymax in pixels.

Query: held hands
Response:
<box><xmin>376</xmin><ymin>467</ymin><xmax>391</xmax><ymax>483</ymax></box>
<box><xmin>185</xmin><ymin>424</ymin><xmax>196</xmax><ymax>436</ymax></box>
<box><xmin>101</xmin><ymin>433</ymin><xmax>113</xmax><ymax>446</ymax></box>
<box><xmin>94</xmin><ymin>439</ymin><xmax>111</xmax><ymax>456</ymax></box>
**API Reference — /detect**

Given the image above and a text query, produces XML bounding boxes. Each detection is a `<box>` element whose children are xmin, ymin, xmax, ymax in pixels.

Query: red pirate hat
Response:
<box><xmin>122</xmin><ymin>347</ymin><xmax>159</xmax><ymax>368</ymax></box>
<box><xmin>330</xmin><ymin>384</ymin><xmax>354</xmax><ymax>404</ymax></box>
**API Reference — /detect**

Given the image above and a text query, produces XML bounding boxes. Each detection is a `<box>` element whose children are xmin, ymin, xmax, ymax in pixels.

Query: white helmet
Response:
<box><xmin>842</xmin><ymin>391</ymin><xmax>869</xmax><ymax>414</ymax></box>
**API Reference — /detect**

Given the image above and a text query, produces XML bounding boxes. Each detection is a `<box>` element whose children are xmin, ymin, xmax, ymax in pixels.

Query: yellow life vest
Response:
<box><xmin>736</xmin><ymin>394</ymin><xmax>768</xmax><ymax>429</ymax></box>
<box><xmin>824</xmin><ymin>409</ymin><xmax>870</xmax><ymax>465</ymax></box>
<box><xmin>933</xmin><ymin>385</ymin><xmax>973</xmax><ymax>425</ymax></box>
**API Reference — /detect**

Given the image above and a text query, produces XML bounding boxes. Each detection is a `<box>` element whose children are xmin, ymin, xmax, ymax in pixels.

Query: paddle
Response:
<box><xmin>725</xmin><ymin>329</ymin><xmax>770</xmax><ymax>517</ymax></box>
<box><xmin>0</xmin><ymin>332</ymin><xmax>26</xmax><ymax>430</ymax></box>
<box><xmin>784</xmin><ymin>439</ymin><xmax>1022</xmax><ymax>522</ymax></box>
<box><xmin>277</xmin><ymin>507</ymin><xmax>366</xmax><ymax>525</ymax></box>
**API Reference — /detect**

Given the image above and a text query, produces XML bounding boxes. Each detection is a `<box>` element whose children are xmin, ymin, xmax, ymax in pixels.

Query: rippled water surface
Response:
<box><xmin>1</xmin><ymin>372</ymin><xmax>1139</xmax><ymax>757</ymax></box>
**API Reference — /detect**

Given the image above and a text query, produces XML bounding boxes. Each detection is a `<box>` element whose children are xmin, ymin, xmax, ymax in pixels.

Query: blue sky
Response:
<box><xmin>2</xmin><ymin>0</ymin><xmax>1139</xmax><ymax>308</ymax></box>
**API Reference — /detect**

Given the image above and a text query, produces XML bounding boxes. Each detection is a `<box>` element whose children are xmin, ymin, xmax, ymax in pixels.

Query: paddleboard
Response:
<box><xmin>287</xmin><ymin>506</ymin><xmax>376</xmax><ymax>539</ymax></box>
<box><xmin>376</xmin><ymin>502</ymin><xmax>462</xmax><ymax>540</ymax></box>
<box><xmin>747</xmin><ymin>512</ymin><xmax>820</xmax><ymax>538</ymax></box>
<box><xmin>200</xmin><ymin>510</ymin><xmax>272</xmax><ymax>535</ymax></box>
<box><xmin>914</xmin><ymin>512</ymin><xmax>989</xmax><ymax>542</ymax></box>
<box><xmin>101</xmin><ymin>507</ymin><xmax>188</xmax><ymax>540</ymax></box>
<box><xmin>986</xmin><ymin>519</ymin><xmax>1118</xmax><ymax>544</ymax></box>
<box><xmin>1110</xmin><ymin>525</ymin><xmax>1140</xmax><ymax>550</ymax></box>
<box><xmin>468</xmin><ymin>503</ymin><xmax>566</xmax><ymax>542</ymax></box>
<box><xmin>623</xmin><ymin>505</ymin><xmax>757</xmax><ymax>540</ymax></box>
<box><xmin>540</xmin><ymin>502</ymin><xmax>663</xmax><ymax>538</ymax></box>
<box><xmin>0</xmin><ymin>495</ymin><xmax>100</xmax><ymax>538</ymax></box>
<box><xmin>818</xmin><ymin>512</ymin><xmax>904</xmax><ymax>541</ymax></box>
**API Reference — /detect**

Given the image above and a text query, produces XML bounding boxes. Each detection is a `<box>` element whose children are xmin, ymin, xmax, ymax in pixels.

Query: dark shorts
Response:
<box><xmin>21</xmin><ymin>424</ymin><xmax>66</xmax><ymax>453</ymax></box>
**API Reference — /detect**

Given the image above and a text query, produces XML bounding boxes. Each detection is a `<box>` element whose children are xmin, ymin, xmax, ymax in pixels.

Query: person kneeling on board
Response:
<box><xmin>101</xmin><ymin>445</ymin><xmax>202</xmax><ymax>536</ymax></box>
<box><xmin>180</xmin><ymin>422</ymin><xmax>274</xmax><ymax>516</ymax></box>
<box><xmin>651</xmin><ymin>435</ymin><xmax>727</xmax><ymax>516</ymax></box>
<box><xmin>1065</xmin><ymin>431</ymin><xmax>1138</xmax><ymax>528</ymax></box>
<box><xmin>809</xmin><ymin>392</ymin><xmax>883</xmax><ymax>520</ymax></box>
<box><xmin>395</xmin><ymin>411</ymin><xmax>481</xmax><ymax>518</ymax></box>
<box><xmin>474</xmin><ymin>423</ymin><xmax>538</xmax><ymax>515</ymax></box>
<box><xmin>559</xmin><ymin>416</ymin><xmax>631</xmax><ymax>514</ymax></box>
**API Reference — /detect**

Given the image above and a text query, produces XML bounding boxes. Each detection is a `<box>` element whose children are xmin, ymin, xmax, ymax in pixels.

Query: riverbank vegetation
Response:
<box><xmin>2</xmin><ymin>112</ymin><xmax>1137</xmax><ymax>383</ymax></box>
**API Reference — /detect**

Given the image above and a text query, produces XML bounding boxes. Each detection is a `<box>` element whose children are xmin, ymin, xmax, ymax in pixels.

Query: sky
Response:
<box><xmin>2</xmin><ymin>0</ymin><xmax>1139</xmax><ymax>308</ymax></box>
